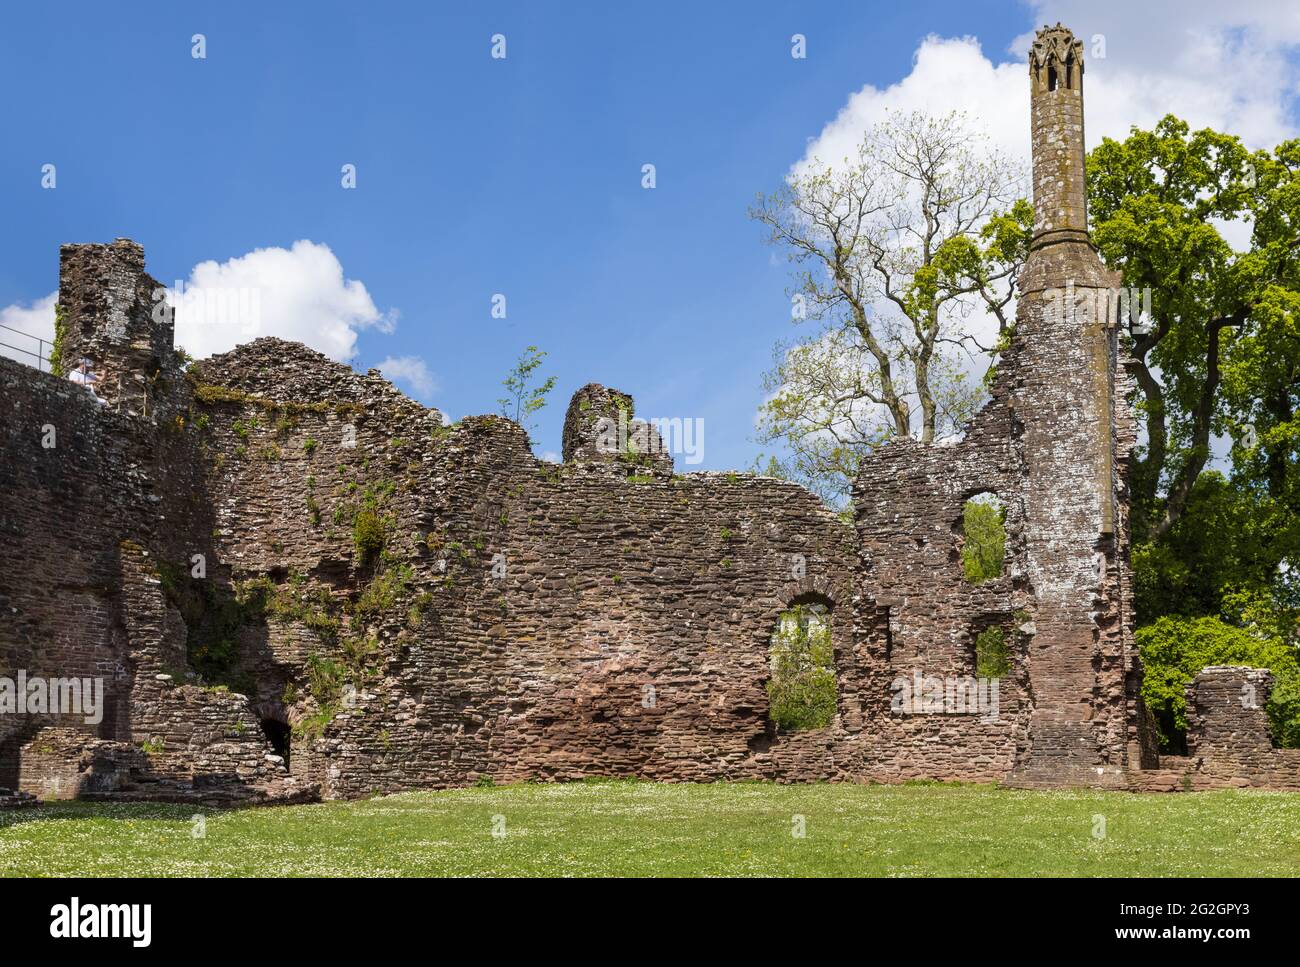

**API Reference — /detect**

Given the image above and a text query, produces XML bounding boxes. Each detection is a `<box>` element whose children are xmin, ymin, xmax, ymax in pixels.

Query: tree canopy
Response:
<box><xmin>750</xmin><ymin>110</ymin><xmax>1029</xmax><ymax>505</ymax></box>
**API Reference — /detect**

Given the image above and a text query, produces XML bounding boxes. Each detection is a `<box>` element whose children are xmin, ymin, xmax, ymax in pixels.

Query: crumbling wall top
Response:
<box><xmin>1187</xmin><ymin>666</ymin><xmax>1277</xmax><ymax>756</ymax></box>
<box><xmin>561</xmin><ymin>382</ymin><xmax>673</xmax><ymax>473</ymax></box>
<box><xmin>190</xmin><ymin>337</ymin><xmax>444</xmax><ymax>424</ymax></box>
<box><xmin>57</xmin><ymin>238</ymin><xmax>175</xmax><ymax>408</ymax></box>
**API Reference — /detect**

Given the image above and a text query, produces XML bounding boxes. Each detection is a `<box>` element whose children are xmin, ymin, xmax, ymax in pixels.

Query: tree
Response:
<box><xmin>1086</xmin><ymin>118</ymin><xmax>1300</xmax><ymax>752</ymax></box>
<box><xmin>1087</xmin><ymin>116</ymin><xmax>1300</xmax><ymax>542</ymax></box>
<box><xmin>498</xmin><ymin>345</ymin><xmax>557</xmax><ymax>443</ymax></box>
<box><xmin>750</xmin><ymin>110</ymin><xmax>1030</xmax><ymax>505</ymax></box>
<box><xmin>961</xmin><ymin>494</ymin><xmax>1006</xmax><ymax>584</ymax></box>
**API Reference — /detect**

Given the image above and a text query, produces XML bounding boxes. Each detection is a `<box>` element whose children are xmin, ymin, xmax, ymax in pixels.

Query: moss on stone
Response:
<box><xmin>50</xmin><ymin>303</ymin><xmax>68</xmax><ymax>377</ymax></box>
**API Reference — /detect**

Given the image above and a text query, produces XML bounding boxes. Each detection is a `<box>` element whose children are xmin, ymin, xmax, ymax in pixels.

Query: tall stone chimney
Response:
<box><xmin>57</xmin><ymin>239</ymin><xmax>175</xmax><ymax>415</ymax></box>
<box><xmin>1028</xmin><ymin>24</ymin><xmax>1089</xmax><ymax>249</ymax></box>
<box><xmin>1007</xmin><ymin>25</ymin><xmax>1152</xmax><ymax>784</ymax></box>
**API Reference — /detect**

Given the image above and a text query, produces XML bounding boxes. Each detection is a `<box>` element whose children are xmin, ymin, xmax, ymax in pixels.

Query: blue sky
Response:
<box><xmin>2</xmin><ymin>1</ymin><xmax>1296</xmax><ymax>469</ymax></box>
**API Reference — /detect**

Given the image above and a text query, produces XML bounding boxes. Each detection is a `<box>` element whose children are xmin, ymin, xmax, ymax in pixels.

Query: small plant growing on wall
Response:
<box><xmin>767</xmin><ymin>603</ymin><xmax>837</xmax><ymax>730</ymax></box>
<box><xmin>497</xmin><ymin>345</ymin><xmax>557</xmax><ymax>443</ymax></box>
<box><xmin>50</xmin><ymin>303</ymin><xmax>69</xmax><ymax>377</ymax></box>
<box><xmin>353</xmin><ymin>507</ymin><xmax>387</xmax><ymax>571</ymax></box>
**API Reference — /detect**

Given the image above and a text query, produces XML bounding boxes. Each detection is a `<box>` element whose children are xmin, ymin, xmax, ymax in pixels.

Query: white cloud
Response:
<box><xmin>1018</xmin><ymin>0</ymin><xmax>1300</xmax><ymax>149</ymax></box>
<box><xmin>799</xmin><ymin>3</ymin><xmax>1299</xmax><ymax>185</ymax></box>
<box><xmin>0</xmin><ymin>292</ymin><xmax>56</xmax><ymax>370</ymax></box>
<box><xmin>376</xmin><ymin>354</ymin><xmax>436</xmax><ymax>399</ymax></box>
<box><xmin>0</xmin><ymin>241</ymin><xmax>403</xmax><ymax>374</ymax></box>
<box><xmin>171</xmin><ymin>240</ymin><xmax>396</xmax><ymax>362</ymax></box>
<box><xmin>797</xmin><ymin>36</ymin><xmax>1029</xmax><ymax>178</ymax></box>
<box><xmin>780</xmin><ymin>3</ymin><xmax>1300</xmax><ymax>422</ymax></box>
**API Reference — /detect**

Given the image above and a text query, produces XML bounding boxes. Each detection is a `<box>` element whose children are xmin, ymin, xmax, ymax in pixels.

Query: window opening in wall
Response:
<box><xmin>767</xmin><ymin>602</ymin><xmax>837</xmax><ymax>731</ymax></box>
<box><xmin>960</xmin><ymin>493</ymin><xmax>1006</xmax><ymax>583</ymax></box>
<box><xmin>973</xmin><ymin>626</ymin><xmax>1011</xmax><ymax>679</ymax></box>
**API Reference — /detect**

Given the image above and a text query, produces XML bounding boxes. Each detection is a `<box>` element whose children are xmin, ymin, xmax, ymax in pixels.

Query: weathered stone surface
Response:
<box><xmin>562</xmin><ymin>382</ymin><xmax>674</xmax><ymax>475</ymax></box>
<box><xmin>1</xmin><ymin>23</ymin><xmax>1295</xmax><ymax>803</ymax></box>
<box><xmin>0</xmin><ymin>787</ymin><xmax>37</xmax><ymax>807</ymax></box>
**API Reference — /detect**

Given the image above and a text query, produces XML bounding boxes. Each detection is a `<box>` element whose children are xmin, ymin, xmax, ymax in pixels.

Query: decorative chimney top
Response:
<box><xmin>1029</xmin><ymin>23</ymin><xmax>1084</xmax><ymax>93</ymax></box>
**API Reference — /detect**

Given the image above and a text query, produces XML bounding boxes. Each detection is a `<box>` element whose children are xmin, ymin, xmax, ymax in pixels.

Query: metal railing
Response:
<box><xmin>0</xmin><ymin>322</ymin><xmax>53</xmax><ymax>371</ymax></box>
<box><xmin>0</xmin><ymin>324</ymin><xmax>156</xmax><ymax>418</ymax></box>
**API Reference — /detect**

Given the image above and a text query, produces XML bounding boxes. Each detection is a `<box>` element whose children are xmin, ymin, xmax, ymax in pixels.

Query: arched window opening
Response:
<box><xmin>1047</xmin><ymin>64</ymin><xmax>1059</xmax><ymax>91</ymax></box>
<box><xmin>959</xmin><ymin>493</ymin><xmax>1006</xmax><ymax>584</ymax></box>
<box><xmin>767</xmin><ymin>602</ymin><xmax>837</xmax><ymax>731</ymax></box>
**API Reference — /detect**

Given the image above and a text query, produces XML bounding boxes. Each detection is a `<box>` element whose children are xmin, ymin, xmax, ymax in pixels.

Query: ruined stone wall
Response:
<box><xmin>0</xmin><ymin>357</ymin><xmax>142</xmax><ymax>788</ymax></box>
<box><xmin>1009</xmin><ymin>270</ymin><xmax>1137</xmax><ymax>786</ymax></box>
<box><xmin>1131</xmin><ymin>667</ymin><xmax>1300</xmax><ymax>791</ymax></box>
<box><xmin>185</xmin><ymin>330</ymin><xmax>1092</xmax><ymax>796</ymax></box>
<box><xmin>848</xmin><ymin>189</ymin><xmax>1140</xmax><ymax>790</ymax></box>
<box><xmin>0</xmin><ymin>253</ymin><xmax>306</xmax><ymax>801</ymax></box>
<box><xmin>845</xmin><ymin>24</ymin><xmax>1161</xmax><ymax>789</ymax></box>
<box><xmin>170</xmin><ymin>339</ymin><xmax>864</xmax><ymax>797</ymax></box>
<box><xmin>851</xmin><ymin>372</ymin><xmax>1033</xmax><ymax>783</ymax></box>
<box><xmin>57</xmin><ymin>240</ymin><xmax>174</xmax><ymax>415</ymax></box>
<box><xmin>0</xmin><ymin>27</ymin><xmax>1293</xmax><ymax>803</ymax></box>
<box><xmin>2</xmin><ymin>238</ymin><xmax>1297</xmax><ymax>800</ymax></box>
<box><xmin>0</xmin><ymin>349</ymin><xmax>308</xmax><ymax>800</ymax></box>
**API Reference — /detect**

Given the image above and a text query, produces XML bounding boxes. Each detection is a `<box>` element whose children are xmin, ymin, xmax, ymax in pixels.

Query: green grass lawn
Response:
<box><xmin>2</xmin><ymin>781</ymin><xmax>1298</xmax><ymax>877</ymax></box>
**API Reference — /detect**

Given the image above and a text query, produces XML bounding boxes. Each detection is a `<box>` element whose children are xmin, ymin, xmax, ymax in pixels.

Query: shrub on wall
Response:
<box><xmin>767</xmin><ymin>604</ymin><xmax>838</xmax><ymax>730</ymax></box>
<box><xmin>352</xmin><ymin>562</ymin><xmax>412</xmax><ymax>620</ymax></box>
<box><xmin>50</xmin><ymin>303</ymin><xmax>68</xmax><ymax>377</ymax></box>
<box><xmin>352</xmin><ymin>507</ymin><xmax>387</xmax><ymax>571</ymax></box>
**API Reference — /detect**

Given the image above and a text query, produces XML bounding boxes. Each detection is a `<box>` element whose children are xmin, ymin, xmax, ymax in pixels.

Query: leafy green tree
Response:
<box><xmin>1086</xmin><ymin>117</ymin><xmax>1300</xmax><ymax>748</ymax></box>
<box><xmin>1130</xmin><ymin>470</ymin><xmax>1296</xmax><ymax>625</ymax></box>
<box><xmin>498</xmin><ymin>345</ymin><xmax>557</xmax><ymax>443</ymax></box>
<box><xmin>750</xmin><ymin>111</ymin><xmax>1030</xmax><ymax>506</ymax></box>
<box><xmin>767</xmin><ymin>605</ymin><xmax>838</xmax><ymax>730</ymax></box>
<box><xmin>1088</xmin><ymin>116</ymin><xmax>1300</xmax><ymax>543</ymax></box>
<box><xmin>961</xmin><ymin>494</ymin><xmax>1006</xmax><ymax>583</ymax></box>
<box><xmin>1081</xmin><ymin>117</ymin><xmax>1300</xmax><ymax>749</ymax></box>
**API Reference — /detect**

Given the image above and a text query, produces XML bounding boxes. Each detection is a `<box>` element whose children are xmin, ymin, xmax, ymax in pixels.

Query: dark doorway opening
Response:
<box><xmin>260</xmin><ymin>718</ymin><xmax>291</xmax><ymax>768</ymax></box>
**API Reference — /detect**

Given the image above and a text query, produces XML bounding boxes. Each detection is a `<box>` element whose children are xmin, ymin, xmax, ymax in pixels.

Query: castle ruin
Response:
<box><xmin>3</xmin><ymin>25</ymin><xmax>1298</xmax><ymax>806</ymax></box>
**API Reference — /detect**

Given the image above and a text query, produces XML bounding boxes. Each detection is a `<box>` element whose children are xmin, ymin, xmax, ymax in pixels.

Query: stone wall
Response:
<box><xmin>0</xmin><ymin>353</ymin><xmax>147</xmax><ymax>792</ymax></box>
<box><xmin>3</xmin><ymin>23</ymin><xmax>1297</xmax><ymax>802</ymax></box>
<box><xmin>1131</xmin><ymin>667</ymin><xmax>1300</xmax><ymax>791</ymax></box>
<box><xmin>0</xmin><ymin>258</ymin><xmax>313</xmax><ymax>803</ymax></box>
<box><xmin>3</xmin><ymin>239</ymin><xmax>1297</xmax><ymax>800</ymax></box>
<box><xmin>56</xmin><ymin>239</ymin><xmax>175</xmax><ymax>416</ymax></box>
<box><xmin>176</xmin><ymin>338</ymin><xmax>865</xmax><ymax>797</ymax></box>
